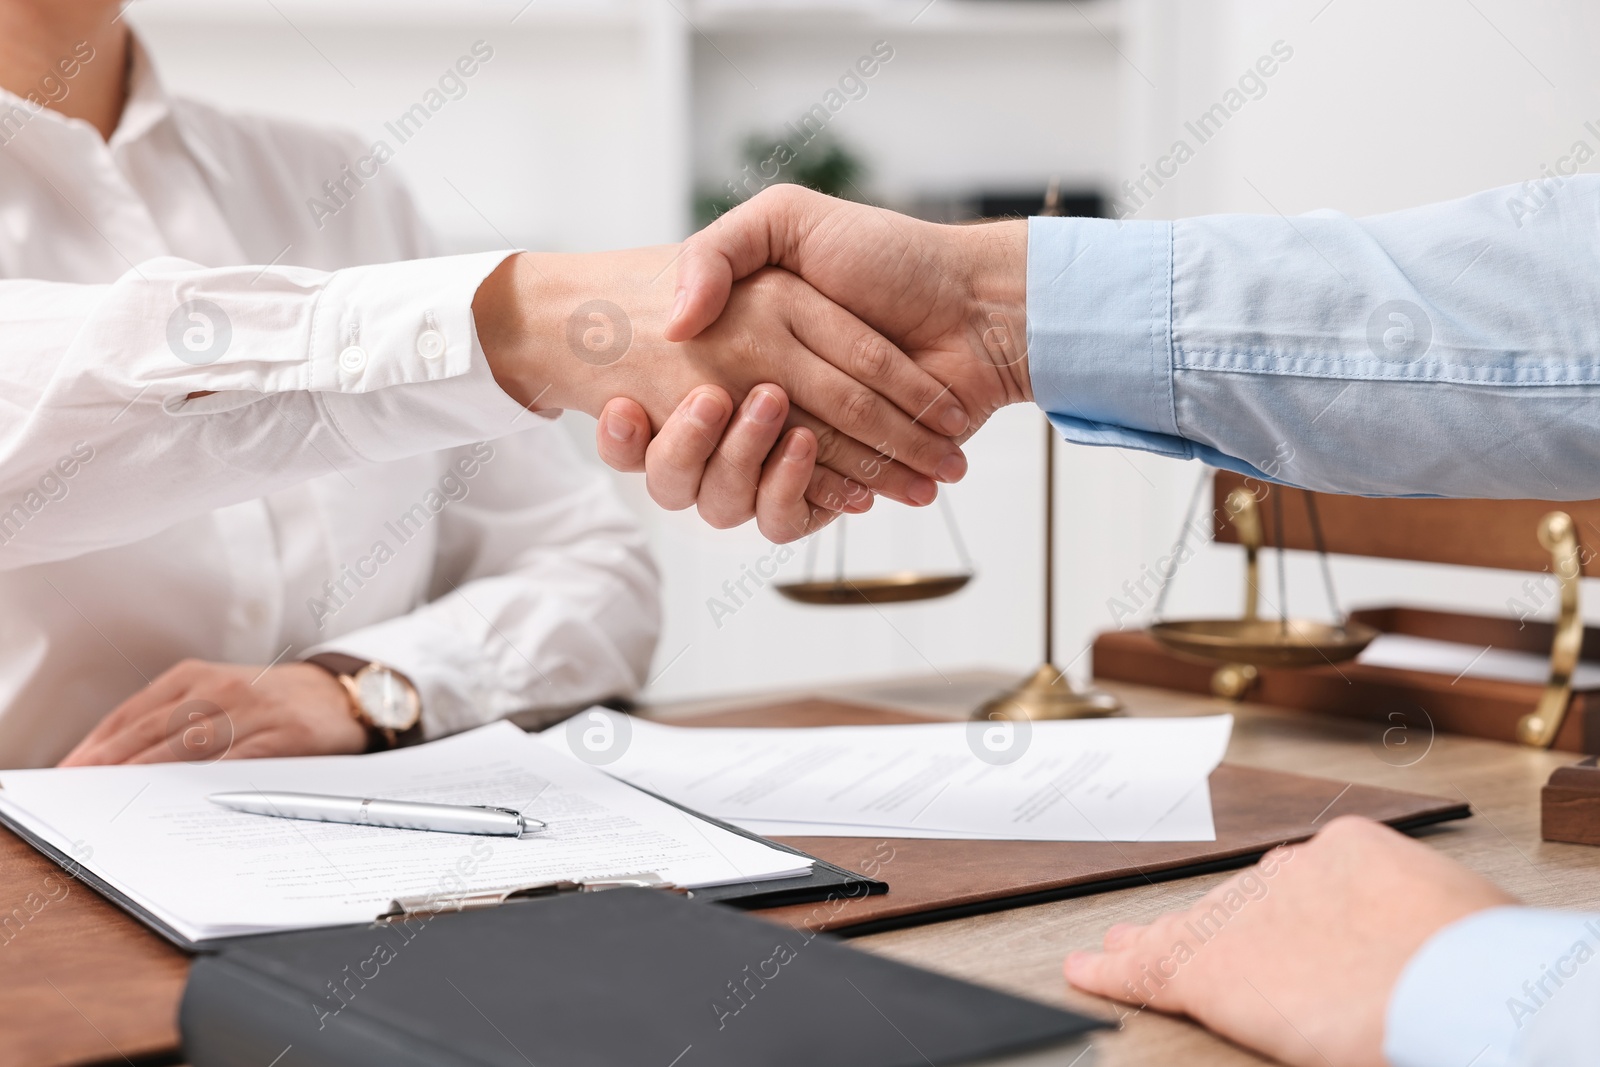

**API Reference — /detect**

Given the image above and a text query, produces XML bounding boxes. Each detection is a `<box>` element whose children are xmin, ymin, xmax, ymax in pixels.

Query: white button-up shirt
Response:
<box><xmin>0</xmin><ymin>43</ymin><xmax>661</xmax><ymax>767</ymax></box>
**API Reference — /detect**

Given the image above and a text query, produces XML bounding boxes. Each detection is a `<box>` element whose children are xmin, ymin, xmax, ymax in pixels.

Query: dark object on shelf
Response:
<box><xmin>977</xmin><ymin>189</ymin><xmax>1103</xmax><ymax>219</ymax></box>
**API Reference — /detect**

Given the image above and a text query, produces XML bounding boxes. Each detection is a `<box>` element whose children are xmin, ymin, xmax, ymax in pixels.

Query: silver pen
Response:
<box><xmin>208</xmin><ymin>791</ymin><xmax>547</xmax><ymax>838</ymax></box>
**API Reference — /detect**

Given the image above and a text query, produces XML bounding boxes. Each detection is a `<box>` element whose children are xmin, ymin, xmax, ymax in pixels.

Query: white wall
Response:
<box><xmin>126</xmin><ymin>0</ymin><xmax>1600</xmax><ymax>708</ymax></box>
<box><xmin>1090</xmin><ymin>0</ymin><xmax>1600</xmax><ymax>658</ymax></box>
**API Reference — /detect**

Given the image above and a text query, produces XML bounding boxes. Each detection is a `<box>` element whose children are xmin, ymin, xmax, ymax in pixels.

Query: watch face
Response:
<box><xmin>356</xmin><ymin>667</ymin><xmax>420</xmax><ymax>731</ymax></box>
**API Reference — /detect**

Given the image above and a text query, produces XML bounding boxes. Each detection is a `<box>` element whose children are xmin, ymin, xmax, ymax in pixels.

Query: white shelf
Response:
<box><xmin>694</xmin><ymin>0</ymin><xmax>1119</xmax><ymax>36</ymax></box>
<box><xmin>126</xmin><ymin>0</ymin><xmax>640</xmax><ymax>30</ymax></box>
<box><xmin>126</xmin><ymin>0</ymin><xmax>1118</xmax><ymax>36</ymax></box>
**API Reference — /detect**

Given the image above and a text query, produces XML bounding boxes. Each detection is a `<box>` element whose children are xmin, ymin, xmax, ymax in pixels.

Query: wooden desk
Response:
<box><xmin>6</xmin><ymin>672</ymin><xmax>1598</xmax><ymax>1067</ymax></box>
<box><xmin>658</xmin><ymin>671</ymin><xmax>1600</xmax><ymax>1066</ymax></box>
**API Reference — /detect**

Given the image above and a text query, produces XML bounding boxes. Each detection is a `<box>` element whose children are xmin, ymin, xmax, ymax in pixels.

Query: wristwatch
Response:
<box><xmin>305</xmin><ymin>653</ymin><xmax>423</xmax><ymax>752</ymax></box>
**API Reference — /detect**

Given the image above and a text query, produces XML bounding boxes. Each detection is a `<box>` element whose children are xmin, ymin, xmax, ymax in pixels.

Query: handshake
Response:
<box><xmin>473</xmin><ymin>186</ymin><xmax>1034</xmax><ymax>543</ymax></box>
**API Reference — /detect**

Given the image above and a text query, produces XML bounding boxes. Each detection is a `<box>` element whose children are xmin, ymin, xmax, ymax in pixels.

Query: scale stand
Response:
<box><xmin>977</xmin><ymin>416</ymin><xmax>1121</xmax><ymax>722</ymax></box>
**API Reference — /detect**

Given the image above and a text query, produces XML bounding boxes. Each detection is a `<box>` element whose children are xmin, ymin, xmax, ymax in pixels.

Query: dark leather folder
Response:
<box><xmin>672</xmin><ymin>699</ymin><xmax>1473</xmax><ymax>936</ymax></box>
<box><xmin>180</xmin><ymin>888</ymin><xmax>1106</xmax><ymax>1067</ymax></box>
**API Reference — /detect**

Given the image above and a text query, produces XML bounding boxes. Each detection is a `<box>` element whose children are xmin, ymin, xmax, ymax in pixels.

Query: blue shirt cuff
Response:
<box><xmin>1386</xmin><ymin>907</ymin><xmax>1600</xmax><ymax>1067</ymax></box>
<box><xmin>1027</xmin><ymin>216</ymin><xmax>1176</xmax><ymax>443</ymax></box>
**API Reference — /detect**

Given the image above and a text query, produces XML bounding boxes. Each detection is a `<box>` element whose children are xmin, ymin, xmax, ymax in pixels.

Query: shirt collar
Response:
<box><xmin>0</xmin><ymin>35</ymin><xmax>228</xmax><ymax>183</ymax></box>
<box><xmin>109</xmin><ymin>35</ymin><xmax>171</xmax><ymax>151</ymax></box>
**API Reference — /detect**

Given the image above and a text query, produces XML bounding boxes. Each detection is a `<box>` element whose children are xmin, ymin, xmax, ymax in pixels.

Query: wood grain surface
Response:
<box><xmin>1209</xmin><ymin>470</ymin><xmax>1600</xmax><ymax>575</ymax></box>
<box><xmin>4</xmin><ymin>672</ymin><xmax>1598</xmax><ymax>1067</ymax></box>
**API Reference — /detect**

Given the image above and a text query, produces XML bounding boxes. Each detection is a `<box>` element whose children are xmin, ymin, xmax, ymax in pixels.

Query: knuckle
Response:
<box><xmin>838</xmin><ymin>389</ymin><xmax>880</xmax><ymax>434</ymax></box>
<box><xmin>840</xmin><ymin>478</ymin><xmax>873</xmax><ymax>506</ymax></box>
<box><xmin>810</xmin><ymin>424</ymin><xmax>844</xmax><ymax>463</ymax></box>
<box><xmin>1319</xmin><ymin>814</ymin><xmax>1379</xmax><ymax>841</ymax></box>
<box><xmin>851</xmin><ymin>333</ymin><xmax>896</xmax><ymax>383</ymax></box>
<box><xmin>901</xmin><ymin>430</ymin><xmax>945</xmax><ymax>471</ymax></box>
<box><xmin>741</xmin><ymin>269</ymin><xmax>794</xmax><ymax>311</ymax></box>
<box><xmin>758</xmin><ymin>183</ymin><xmax>804</xmax><ymax>213</ymax></box>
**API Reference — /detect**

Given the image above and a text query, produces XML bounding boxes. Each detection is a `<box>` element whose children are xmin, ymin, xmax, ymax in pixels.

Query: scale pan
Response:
<box><xmin>774</xmin><ymin>571</ymin><xmax>972</xmax><ymax>606</ymax></box>
<box><xmin>1147</xmin><ymin>618</ymin><xmax>1380</xmax><ymax>669</ymax></box>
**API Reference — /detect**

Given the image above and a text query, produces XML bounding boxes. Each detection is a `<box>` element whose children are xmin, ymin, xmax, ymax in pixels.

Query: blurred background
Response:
<box><xmin>128</xmin><ymin>0</ymin><xmax>1600</xmax><ymax>705</ymax></box>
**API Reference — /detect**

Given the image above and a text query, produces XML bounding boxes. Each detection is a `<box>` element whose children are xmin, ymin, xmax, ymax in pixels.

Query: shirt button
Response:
<box><xmin>416</xmin><ymin>330</ymin><xmax>446</xmax><ymax>360</ymax></box>
<box><xmin>339</xmin><ymin>345</ymin><xmax>368</xmax><ymax>373</ymax></box>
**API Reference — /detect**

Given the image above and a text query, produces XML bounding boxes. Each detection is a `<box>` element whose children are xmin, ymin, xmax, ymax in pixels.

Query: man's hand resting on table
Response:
<box><xmin>1063</xmin><ymin>816</ymin><xmax>1515</xmax><ymax>1067</ymax></box>
<box><xmin>596</xmin><ymin>185</ymin><xmax>1031</xmax><ymax>540</ymax></box>
<box><xmin>58</xmin><ymin>660</ymin><xmax>366</xmax><ymax>765</ymax></box>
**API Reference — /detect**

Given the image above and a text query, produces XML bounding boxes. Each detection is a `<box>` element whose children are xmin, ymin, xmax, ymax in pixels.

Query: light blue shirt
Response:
<box><xmin>1026</xmin><ymin>177</ymin><xmax>1600</xmax><ymax>1065</ymax></box>
<box><xmin>1027</xmin><ymin>176</ymin><xmax>1600</xmax><ymax>499</ymax></box>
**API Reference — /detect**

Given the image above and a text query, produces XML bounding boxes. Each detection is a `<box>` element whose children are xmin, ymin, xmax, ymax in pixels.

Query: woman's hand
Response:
<box><xmin>597</xmin><ymin>383</ymin><xmax>856</xmax><ymax>543</ymax></box>
<box><xmin>473</xmin><ymin>250</ymin><xmax>970</xmax><ymax>516</ymax></box>
<box><xmin>58</xmin><ymin>660</ymin><xmax>367</xmax><ymax>765</ymax></box>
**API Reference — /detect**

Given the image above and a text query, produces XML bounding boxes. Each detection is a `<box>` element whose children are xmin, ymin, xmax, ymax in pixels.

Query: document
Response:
<box><xmin>730</xmin><ymin>785</ymin><xmax>1216</xmax><ymax>841</ymax></box>
<box><xmin>1357</xmin><ymin>632</ymin><xmax>1600</xmax><ymax>688</ymax></box>
<box><xmin>0</xmin><ymin>722</ymin><xmax>809</xmax><ymax>943</ymax></box>
<box><xmin>545</xmin><ymin>714</ymin><xmax>1233</xmax><ymax>842</ymax></box>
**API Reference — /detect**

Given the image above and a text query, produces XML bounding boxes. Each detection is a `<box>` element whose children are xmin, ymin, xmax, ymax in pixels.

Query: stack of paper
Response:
<box><xmin>0</xmin><ymin>722</ymin><xmax>809</xmax><ymax>944</ymax></box>
<box><xmin>544</xmin><ymin>714</ymin><xmax>1234</xmax><ymax>843</ymax></box>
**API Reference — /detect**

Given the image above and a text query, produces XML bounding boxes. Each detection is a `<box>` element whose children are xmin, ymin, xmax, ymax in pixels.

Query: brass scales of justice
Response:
<box><xmin>1145</xmin><ymin>474</ymin><xmax>1381</xmax><ymax>699</ymax></box>
<box><xmin>773</xmin><ymin>180</ymin><xmax>1122</xmax><ymax>722</ymax></box>
<box><xmin>772</xmin><ymin>410</ymin><xmax>1124</xmax><ymax>722</ymax></box>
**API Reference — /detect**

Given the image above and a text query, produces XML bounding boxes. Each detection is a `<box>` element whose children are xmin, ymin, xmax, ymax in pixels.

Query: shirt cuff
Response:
<box><xmin>1385</xmin><ymin>906</ymin><xmax>1600</xmax><ymax>1067</ymax></box>
<box><xmin>316</xmin><ymin>250</ymin><xmax>532</xmax><ymax>462</ymax></box>
<box><xmin>1027</xmin><ymin>216</ymin><xmax>1177</xmax><ymax>449</ymax></box>
<box><xmin>308</xmin><ymin>617</ymin><xmax>497</xmax><ymax>741</ymax></box>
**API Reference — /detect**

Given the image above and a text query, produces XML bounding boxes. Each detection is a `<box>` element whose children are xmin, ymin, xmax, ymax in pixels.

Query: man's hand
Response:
<box><xmin>667</xmin><ymin>185</ymin><xmax>1033</xmax><ymax>431</ymax></box>
<box><xmin>474</xmin><ymin>248</ymin><xmax>971</xmax><ymax>515</ymax></box>
<box><xmin>1064</xmin><ymin>816</ymin><xmax>1515</xmax><ymax>1067</ymax></box>
<box><xmin>595</xmin><ymin>185</ymin><xmax>1032</xmax><ymax>535</ymax></box>
<box><xmin>59</xmin><ymin>660</ymin><xmax>367</xmax><ymax>765</ymax></box>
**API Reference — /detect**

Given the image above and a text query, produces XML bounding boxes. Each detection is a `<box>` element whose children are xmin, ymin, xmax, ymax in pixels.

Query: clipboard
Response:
<box><xmin>0</xmin><ymin>781</ymin><xmax>885</xmax><ymax>955</ymax></box>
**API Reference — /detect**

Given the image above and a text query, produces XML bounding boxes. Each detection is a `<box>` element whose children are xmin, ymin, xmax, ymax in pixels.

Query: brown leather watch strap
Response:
<box><xmin>302</xmin><ymin>654</ymin><xmax>424</xmax><ymax>752</ymax></box>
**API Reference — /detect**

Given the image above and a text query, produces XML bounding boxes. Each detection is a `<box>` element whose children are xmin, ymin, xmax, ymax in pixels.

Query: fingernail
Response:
<box><xmin>783</xmin><ymin>431</ymin><xmax>810</xmax><ymax>462</ymax></box>
<box><xmin>935</xmin><ymin>452</ymin><xmax>967</xmax><ymax>483</ymax></box>
<box><xmin>939</xmin><ymin>405</ymin><xmax>970</xmax><ymax>435</ymax></box>
<box><xmin>668</xmin><ymin>288</ymin><xmax>688</xmax><ymax>327</ymax></box>
<box><xmin>907</xmin><ymin>476</ymin><xmax>938</xmax><ymax>507</ymax></box>
<box><xmin>1063</xmin><ymin>952</ymin><xmax>1089</xmax><ymax>978</ymax></box>
<box><xmin>603</xmin><ymin>411</ymin><xmax>635</xmax><ymax>443</ymax></box>
<box><xmin>750</xmin><ymin>389</ymin><xmax>783</xmax><ymax>424</ymax></box>
<box><xmin>688</xmin><ymin>391</ymin><xmax>725</xmax><ymax>428</ymax></box>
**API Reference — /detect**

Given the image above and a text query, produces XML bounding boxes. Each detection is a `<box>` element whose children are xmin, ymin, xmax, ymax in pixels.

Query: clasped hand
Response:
<box><xmin>477</xmin><ymin>186</ymin><xmax>1034</xmax><ymax>542</ymax></box>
